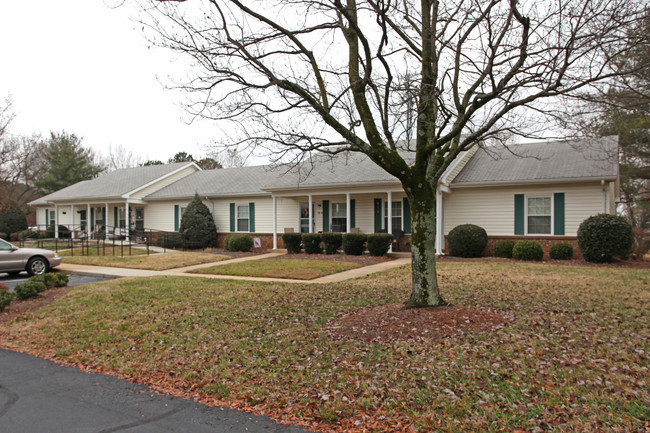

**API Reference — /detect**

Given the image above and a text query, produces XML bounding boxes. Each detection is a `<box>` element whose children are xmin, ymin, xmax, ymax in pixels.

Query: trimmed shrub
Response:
<box><xmin>30</xmin><ymin>273</ymin><xmax>57</xmax><ymax>289</ymax></box>
<box><xmin>549</xmin><ymin>242</ymin><xmax>574</xmax><ymax>260</ymax></box>
<box><xmin>179</xmin><ymin>194</ymin><xmax>217</xmax><ymax>249</ymax></box>
<box><xmin>342</xmin><ymin>233</ymin><xmax>367</xmax><ymax>256</ymax></box>
<box><xmin>367</xmin><ymin>233</ymin><xmax>394</xmax><ymax>256</ymax></box>
<box><xmin>19</xmin><ymin>229</ymin><xmax>38</xmax><ymax>240</ymax></box>
<box><xmin>42</xmin><ymin>225</ymin><xmax>71</xmax><ymax>239</ymax></box>
<box><xmin>14</xmin><ymin>280</ymin><xmax>47</xmax><ymax>300</ymax></box>
<box><xmin>0</xmin><ymin>285</ymin><xmax>13</xmax><ymax>312</ymax></box>
<box><xmin>577</xmin><ymin>214</ymin><xmax>634</xmax><ymax>263</ymax></box>
<box><xmin>447</xmin><ymin>224</ymin><xmax>488</xmax><ymax>258</ymax></box>
<box><xmin>302</xmin><ymin>233</ymin><xmax>322</xmax><ymax>254</ymax></box>
<box><xmin>494</xmin><ymin>240</ymin><xmax>516</xmax><ymax>258</ymax></box>
<box><xmin>512</xmin><ymin>240</ymin><xmax>544</xmax><ymax>261</ymax></box>
<box><xmin>54</xmin><ymin>273</ymin><xmax>69</xmax><ymax>287</ymax></box>
<box><xmin>224</xmin><ymin>234</ymin><xmax>253</xmax><ymax>252</ymax></box>
<box><xmin>282</xmin><ymin>233</ymin><xmax>302</xmax><ymax>254</ymax></box>
<box><xmin>157</xmin><ymin>232</ymin><xmax>184</xmax><ymax>249</ymax></box>
<box><xmin>321</xmin><ymin>232</ymin><xmax>342</xmax><ymax>255</ymax></box>
<box><xmin>0</xmin><ymin>207</ymin><xmax>28</xmax><ymax>236</ymax></box>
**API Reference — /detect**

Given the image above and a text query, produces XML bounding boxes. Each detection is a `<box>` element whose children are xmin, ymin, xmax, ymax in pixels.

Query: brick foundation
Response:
<box><xmin>444</xmin><ymin>235</ymin><xmax>580</xmax><ymax>259</ymax></box>
<box><xmin>216</xmin><ymin>233</ymin><xmax>279</xmax><ymax>250</ymax></box>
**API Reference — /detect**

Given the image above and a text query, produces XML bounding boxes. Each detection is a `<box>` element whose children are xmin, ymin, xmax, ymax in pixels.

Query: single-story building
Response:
<box><xmin>30</xmin><ymin>136</ymin><xmax>619</xmax><ymax>256</ymax></box>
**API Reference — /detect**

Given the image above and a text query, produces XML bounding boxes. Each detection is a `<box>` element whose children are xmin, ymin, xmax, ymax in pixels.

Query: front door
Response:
<box><xmin>300</xmin><ymin>203</ymin><xmax>314</xmax><ymax>233</ymax></box>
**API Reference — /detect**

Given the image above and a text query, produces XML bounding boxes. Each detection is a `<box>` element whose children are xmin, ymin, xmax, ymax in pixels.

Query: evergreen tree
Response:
<box><xmin>179</xmin><ymin>194</ymin><xmax>217</xmax><ymax>249</ymax></box>
<box><xmin>35</xmin><ymin>131</ymin><xmax>103</xmax><ymax>194</ymax></box>
<box><xmin>0</xmin><ymin>207</ymin><xmax>28</xmax><ymax>235</ymax></box>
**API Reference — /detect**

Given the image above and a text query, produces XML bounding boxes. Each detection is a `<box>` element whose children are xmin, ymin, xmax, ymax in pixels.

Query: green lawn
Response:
<box><xmin>58</xmin><ymin>246</ymin><xmax>150</xmax><ymax>257</ymax></box>
<box><xmin>0</xmin><ymin>261</ymin><xmax>647</xmax><ymax>432</ymax></box>
<box><xmin>62</xmin><ymin>252</ymin><xmax>230</xmax><ymax>270</ymax></box>
<box><xmin>189</xmin><ymin>258</ymin><xmax>361</xmax><ymax>279</ymax></box>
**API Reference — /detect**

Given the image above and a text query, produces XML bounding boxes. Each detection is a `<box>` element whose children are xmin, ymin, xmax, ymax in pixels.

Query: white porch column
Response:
<box><xmin>54</xmin><ymin>205</ymin><xmax>59</xmax><ymax>239</ymax></box>
<box><xmin>71</xmin><ymin>205</ymin><xmax>75</xmax><ymax>239</ymax></box>
<box><xmin>126</xmin><ymin>201</ymin><xmax>130</xmax><ymax>242</ymax></box>
<box><xmin>436</xmin><ymin>187</ymin><xmax>444</xmax><ymax>255</ymax></box>
<box><xmin>87</xmin><ymin>204</ymin><xmax>91</xmax><ymax>239</ymax></box>
<box><xmin>308</xmin><ymin>194</ymin><xmax>313</xmax><ymax>233</ymax></box>
<box><xmin>272</xmin><ymin>195</ymin><xmax>278</xmax><ymax>249</ymax></box>
<box><xmin>345</xmin><ymin>193</ymin><xmax>351</xmax><ymax>233</ymax></box>
<box><xmin>387</xmin><ymin>191</ymin><xmax>393</xmax><ymax>252</ymax></box>
<box><xmin>105</xmin><ymin>202</ymin><xmax>109</xmax><ymax>240</ymax></box>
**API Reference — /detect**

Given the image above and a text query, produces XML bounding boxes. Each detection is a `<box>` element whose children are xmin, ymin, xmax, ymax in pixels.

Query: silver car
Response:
<box><xmin>0</xmin><ymin>239</ymin><xmax>63</xmax><ymax>276</ymax></box>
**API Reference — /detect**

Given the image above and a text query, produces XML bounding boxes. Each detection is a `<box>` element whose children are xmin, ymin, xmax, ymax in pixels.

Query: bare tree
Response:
<box><xmin>100</xmin><ymin>144</ymin><xmax>144</xmax><ymax>172</ymax></box>
<box><xmin>142</xmin><ymin>0</ymin><xmax>645</xmax><ymax>307</ymax></box>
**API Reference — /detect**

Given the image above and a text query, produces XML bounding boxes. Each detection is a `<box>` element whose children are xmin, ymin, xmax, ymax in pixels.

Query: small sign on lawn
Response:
<box><xmin>253</xmin><ymin>237</ymin><xmax>262</xmax><ymax>248</ymax></box>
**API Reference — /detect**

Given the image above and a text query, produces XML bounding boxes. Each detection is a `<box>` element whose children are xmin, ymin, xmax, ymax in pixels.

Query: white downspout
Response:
<box><xmin>272</xmin><ymin>195</ymin><xmax>278</xmax><ymax>250</ymax></box>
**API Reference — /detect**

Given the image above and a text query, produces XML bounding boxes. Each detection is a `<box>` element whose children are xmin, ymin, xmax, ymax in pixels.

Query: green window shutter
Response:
<box><xmin>554</xmin><ymin>193</ymin><xmax>565</xmax><ymax>236</ymax></box>
<box><xmin>229</xmin><ymin>203</ymin><xmax>235</xmax><ymax>232</ymax></box>
<box><xmin>322</xmin><ymin>200</ymin><xmax>330</xmax><ymax>232</ymax></box>
<box><xmin>90</xmin><ymin>208</ymin><xmax>95</xmax><ymax>230</ymax></box>
<box><xmin>174</xmin><ymin>205</ymin><xmax>179</xmax><ymax>231</ymax></box>
<box><xmin>350</xmin><ymin>199</ymin><xmax>356</xmax><ymax>229</ymax></box>
<box><xmin>114</xmin><ymin>207</ymin><xmax>118</xmax><ymax>227</ymax></box>
<box><xmin>374</xmin><ymin>198</ymin><xmax>382</xmax><ymax>233</ymax></box>
<box><xmin>45</xmin><ymin>209</ymin><xmax>49</xmax><ymax>227</ymax></box>
<box><xmin>249</xmin><ymin>202</ymin><xmax>255</xmax><ymax>232</ymax></box>
<box><xmin>403</xmin><ymin>197</ymin><xmax>412</xmax><ymax>234</ymax></box>
<box><xmin>514</xmin><ymin>194</ymin><xmax>525</xmax><ymax>235</ymax></box>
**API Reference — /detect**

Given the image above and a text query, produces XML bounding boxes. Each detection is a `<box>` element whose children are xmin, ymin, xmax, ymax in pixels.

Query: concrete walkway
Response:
<box><xmin>0</xmin><ymin>348</ymin><xmax>308</xmax><ymax>433</ymax></box>
<box><xmin>57</xmin><ymin>252</ymin><xmax>411</xmax><ymax>284</ymax></box>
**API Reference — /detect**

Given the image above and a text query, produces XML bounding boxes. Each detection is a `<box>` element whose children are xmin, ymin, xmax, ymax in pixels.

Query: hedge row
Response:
<box><xmin>281</xmin><ymin>232</ymin><xmax>394</xmax><ymax>256</ymax></box>
<box><xmin>0</xmin><ymin>272</ymin><xmax>69</xmax><ymax>311</ymax></box>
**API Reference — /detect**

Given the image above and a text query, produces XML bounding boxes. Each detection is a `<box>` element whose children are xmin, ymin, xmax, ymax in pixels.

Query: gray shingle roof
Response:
<box><xmin>30</xmin><ymin>162</ymin><xmax>196</xmax><ymax>205</ymax></box>
<box><xmin>451</xmin><ymin>136</ymin><xmax>619</xmax><ymax>186</ymax></box>
<box><xmin>145</xmin><ymin>165</ymin><xmax>278</xmax><ymax>199</ymax></box>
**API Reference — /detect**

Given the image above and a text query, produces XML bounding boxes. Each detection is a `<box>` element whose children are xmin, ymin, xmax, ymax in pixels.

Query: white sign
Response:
<box><xmin>253</xmin><ymin>237</ymin><xmax>262</xmax><ymax>248</ymax></box>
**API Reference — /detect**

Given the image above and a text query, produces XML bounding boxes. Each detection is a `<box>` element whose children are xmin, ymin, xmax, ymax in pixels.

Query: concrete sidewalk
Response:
<box><xmin>58</xmin><ymin>251</ymin><xmax>411</xmax><ymax>284</ymax></box>
<box><xmin>0</xmin><ymin>348</ymin><xmax>308</xmax><ymax>433</ymax></box>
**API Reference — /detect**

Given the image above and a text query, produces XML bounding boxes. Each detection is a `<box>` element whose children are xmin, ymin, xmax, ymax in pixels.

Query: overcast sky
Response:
<box><xmin>0</xmin><ymin>0</ymin><xmax>233</xmax><ymax>164</ymax></box>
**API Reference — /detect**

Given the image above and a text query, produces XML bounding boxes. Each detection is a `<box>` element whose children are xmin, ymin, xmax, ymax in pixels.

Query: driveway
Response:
<box><xmin>0</xmin><ymin>349</ymin><xmax>309</xmax><ymax>433</ymax></box>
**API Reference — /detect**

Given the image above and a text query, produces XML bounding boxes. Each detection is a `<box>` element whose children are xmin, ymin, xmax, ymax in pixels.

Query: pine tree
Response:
<box><xmin>179</xmin><ymin>194</ymin><xmax>217</xmax><ymax>249</ymax></box>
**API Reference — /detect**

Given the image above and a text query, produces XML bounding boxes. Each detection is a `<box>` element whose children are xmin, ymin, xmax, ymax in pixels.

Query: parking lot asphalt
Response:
<box><xmin>0</xmin><ymin>349</ymin><xmax>309</xmax><ymax>433</ymax></box>
<box><xmin>0</xmin><ymin>272</ymin><xmax>111</xmax><ymax>290</ymax></box>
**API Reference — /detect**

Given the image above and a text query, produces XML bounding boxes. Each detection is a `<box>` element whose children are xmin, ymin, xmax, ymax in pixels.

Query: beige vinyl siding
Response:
<box><xmin>129</xmin><ymin>165</ymin><xmax>199</xmax><ymax>201</ymax></box>
<box><xmin>441</xmin><ymin>147</ymin><xmax>478</xmax><ymax>185</ymax></box>
<box><xmin>143</xmin><ymin>201</ymin><xmax>188</xmax><ymax>232</ymax></box>
<box><xmin>444</xmin><ymin>182</ymin><xmax>607</xmax><ymax>236</ymax></box>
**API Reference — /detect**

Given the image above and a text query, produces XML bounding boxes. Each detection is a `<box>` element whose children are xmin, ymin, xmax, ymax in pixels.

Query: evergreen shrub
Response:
<box><xmin>282</xmin><ymin>233</ymin><xmax>302</xmax><ymax>254</ymax></box>
<box><xmin>302</xmin><ymin>233</ymin><xmax>322</xmax><ymax>254</ymax></box>
<box><xmin>14</xmin><ymin>280</ymin><xmax>47</xmax><ymax>300</ymax></box>
<box><xmin>0</xmin><ymin>207</ymin><xmax>28</xmax><ymax>236</ymax></box>
<box><xmin>157</xmin><ymin>232</ymin><xmax>184</xmax><ymax>249</ymax></box>
<box><xmin>367</xmin><ymin>233</ymin><xmax>394</xmax><ymax>256</ymax></box>
<box><xmin>342</xmin><ymin>233</ymin><xmax>367</xmax><ymax>255</ymax></box>
<box><xmin>321</xmin><ymin>232</ymin><xmax>342</xmax><ymax>254</ymax></box>
<box><xmin>224</xmin><ymin>234</ymin><xmax>253</xmax><ymax>252</ymax></box>
<box><xmin>549</xmin><ymin>242</ymin><xmax>574</xmax><ymax>260</ymax></box>
<box><xmin>179</xmin><ymin>194</ymin><xmax>217</xmax><ymax>249</ymax></box>
<box><xmin>577</xmin><ymin>214</ymin><xmax>634</xmax><ymax>263</ymax></box>
<box><xmin>447</xmin><ymin>224</ymin><xmax>488</xmax><ymax>257</ymax></box>
<box><xmin>494</xmin><ymin>240</ymin><xmax>516</xmax><ymax>258</ymax></box>
<box><xmin>0</xmin><ymin>285</ymin><xmax>13</xmax><ymax>312</ymax></box>
<box><xmin>512</xmin><ymin>240</ymin><xmax>544</xmax><ymax>261</ymax></box>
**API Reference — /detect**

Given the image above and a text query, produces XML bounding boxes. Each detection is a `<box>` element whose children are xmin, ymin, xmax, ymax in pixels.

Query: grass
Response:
<box><xmin>0</xmin><ymin>261</ymin><xmax>647</xmax><ymax>432</ymax></box>
<box><xmin>62</xmin><ymin>252</ymin><xmax>230</xmax><ymax>270</ymax></box>
<box><xmin>58</xmin><ymin>246</ymin><xmax>150</xmax><ymax>257</ymax></box>
<box><xmin>189</xmin><ymin>258</ymin><xmax>361</xmax><ymax>279</ymax></box>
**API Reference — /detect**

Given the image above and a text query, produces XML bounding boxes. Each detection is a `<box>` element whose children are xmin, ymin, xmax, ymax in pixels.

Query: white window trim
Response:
<box><xmin>525</xmin><ymin>195</ymin><xmax>554</xmax><ymax>236</ymax></box>
<box><xmin>383</xmin><ymin>200</ymin><xmax>404</xmax><ymax>231</ymax></box>
<box><xmin>330</xmin><ymin>202</ymin><xmax>347</xmax><ymax>233</ymax></box>
<box><xmin>235</xmin><ymin>203</ymin><xmax>250</xmax><ymax>233</ymax></box>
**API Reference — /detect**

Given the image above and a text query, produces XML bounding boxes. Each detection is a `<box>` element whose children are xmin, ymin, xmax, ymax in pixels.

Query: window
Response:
<box><xmin>384</xmin><ymin>201</ymin><xmax>403</xmax><ymax>231</ymax></box>
<box><xmin>331</xmin><ymin>202</ymin><xmax>347</xmax><ymax>232</ymax></box>
<box><xmin>237</xmin><ymin>205</ymin><xmax>249</xmax><ymax>232</ymax></box>
<box><xmin>299</xmin><ymin>203</ymin><xmax>313</xmax><ymax>233</ymax></box>
<box><xmin>135</xmin><ymin>207</ymin><xmax>145</xmax><ymax>231</ymax></box>
<box><xmin>527</xmin><ymin>197</ymin><xmax>551</xmax><ymax>235</ymax></box>
<box><xmin>119</xmin><ymin>208</ymin><xmax>126</xmax><ymax>228</ymax></box>
<box><xmin>48</xmin><ymin>209</ymin><xmax>55</xmax><ymax>227</ymax></box>
<box><xmin>94</xmin><ymin>207</ymin><xmax>105</xmax><ymax>229</ymax></box>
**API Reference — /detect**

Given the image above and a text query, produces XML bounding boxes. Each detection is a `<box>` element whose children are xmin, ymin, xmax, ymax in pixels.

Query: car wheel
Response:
<box><xmin>27</xmin><ymin>257</ymin><xmax>49</xmax><ymax>276</ymax></box>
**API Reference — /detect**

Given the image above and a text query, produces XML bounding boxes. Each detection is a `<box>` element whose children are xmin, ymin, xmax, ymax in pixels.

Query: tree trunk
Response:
<box><xmin>405</xmin><ymin>182</ymin><xmax>446</xmax><ymax>307</ymax></box>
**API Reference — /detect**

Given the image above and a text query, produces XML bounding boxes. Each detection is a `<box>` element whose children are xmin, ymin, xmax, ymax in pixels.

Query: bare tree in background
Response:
<box><xmin>100</xmin><ymin>144</ymin><xmax>144</xmax><ymax>171</ymax></box>
<box><xmin>143</xmin><ymin>0</ymin><xmax>645</xmax><ymax>307</ymax></box>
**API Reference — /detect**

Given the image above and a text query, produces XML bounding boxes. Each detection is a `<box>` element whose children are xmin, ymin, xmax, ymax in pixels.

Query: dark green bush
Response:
<box><xmin>447</xmin><ymin>224</ymin><xmax>488</xmax><ymax>258</ymax></box>
<box><xmin>157</xmin><ymin>232</ymin><xmax>184</xmax><ymax>249</ymax></box>
<box><xmin>342</xmin><ymin>233</ymin><xmax>367</xmax><ymax>256</ymax></box>
<box><xmin>549</xmin><ymin>242</ymin><xmax>574</xmax><ymax>260</ymax></box>
<box><xmin>19</xmin><ymin>230</ymin><xmax>38</xmax><ymax>240</ymax></box>
<box><xmin>0</xmin><ymin>285</ymin><xmax>13</xmax><ymax>312</ymax></box>
<box><xmin>14</xmin><ymin>280</ymin><xmax>47</xmax><ymax>300</ymax></box>
<box><xmin>302</xmin><ymin>233</ymin><xmax>322</xmax><ymax>254</ymax></box>
<box><xmin>54</xmin><ymin>273</ymin><xmax>69</xmax><ymax>287</ymax></box>
<box><xmin>224</xmin><ymin>234</ymin><xmax>253</xmax><ymax>252</ymax></box>
<box><xmin>367</xmin><ymin>233</ymin><xmax>394</xmax><ymax>256</ymax></box>
<box><xmin>0</xmin><ymin>207</ymin><xmax>28</xmax><ymax>236</ymax></box>
<box><xmin>512</xmin><ymin>240</ymin><xmax>544</xmax><ymax>261</ymax></box>
<box><xmin>577</xmin><ymin>214</ymin><xmax>634</xmax><ymax>263</ymax></box>
<box><xmin>29</xmin><ymin>273</ymin><xmax>58</xmax><ymax>289</ymax></box>
<box><xmin>494</xmin><ymin>240</ymin><xmax>516</xmax><ymax>258</ymax></box>
<box><xmin>42</xmin><ymin>225</ymin><xmax>71</xmax><ymax>239</ymax></box>
<box><xmin>179</xmin><ymin>194</ymin><xmax>217</xmax><ymax>249</ymax></box>
<box><xmin>282</xmin><ymin>233</ymin><xmax>302</xmax><ymax>254</ymax></box>
<box><xmin>321</xmin><ymin>232</ymin><xmax>342</xmax><ymax>255</ymax></box>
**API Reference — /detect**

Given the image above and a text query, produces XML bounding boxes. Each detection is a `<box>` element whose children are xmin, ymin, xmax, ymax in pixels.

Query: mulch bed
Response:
<box><xmin>272</xmin><ymin>252</ymin><xmax>395</xmax><ymax>266</ymax></box>
<box><xmin>437</xmin><ymin>255</ymin><xmax>650</xmax><ymax>269</ymax></box>
<box><xmin>327</xmin><ymin>303</ymin><xmax>513</xmax><ymax>344</ymax></box>
<box><xmin>0</xmin><ymin>286</ymin><xmax>69</xmax><ymax>324</ymax></box>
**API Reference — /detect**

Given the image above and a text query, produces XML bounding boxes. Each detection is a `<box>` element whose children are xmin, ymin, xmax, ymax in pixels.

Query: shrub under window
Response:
<box><xmin>282</xmin><ymin>233</ymin><xmax>302</xmax><ymax>253</ymax></box>
<box><xmin>302</xmin><ymin>233</ymin><xmax>322</xmax><ymax>254</ymax></box>
<box><xmin>224</xmin><ymin>234</ymin><xmax>253</xmax><ymax>252</ymax></box>
<box><xmin>321</xmin><ymin>232</ymin><xmax>342</xmax><ymax>255</ymax></box>
<box><xmin>494</xmin><ymin>240</ymin><xmax>516</xmax><ymax>258</ymax></box>
<box><xmin>367</xmin><ymin>233</ymin><xmax>393</xmax><ymax>256</ymax></box>
<box><xmin>447</xmin><ymin>224</ymin><xmax>488</xmax><ymax>258</ymax></box>
<box><xmin>512</xmin><ymin>240</ymin><xmax>544</xmax><ymax>261</ymax></box>
<box><xmin>342</xmin><ymin>233</ymin><xmax>367</xmax><ymax>255</ymax></box>
<box><xmin>549</xmin><ymin>242</ymin><xmax>574</xmax><ymax>260</ymax></box>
